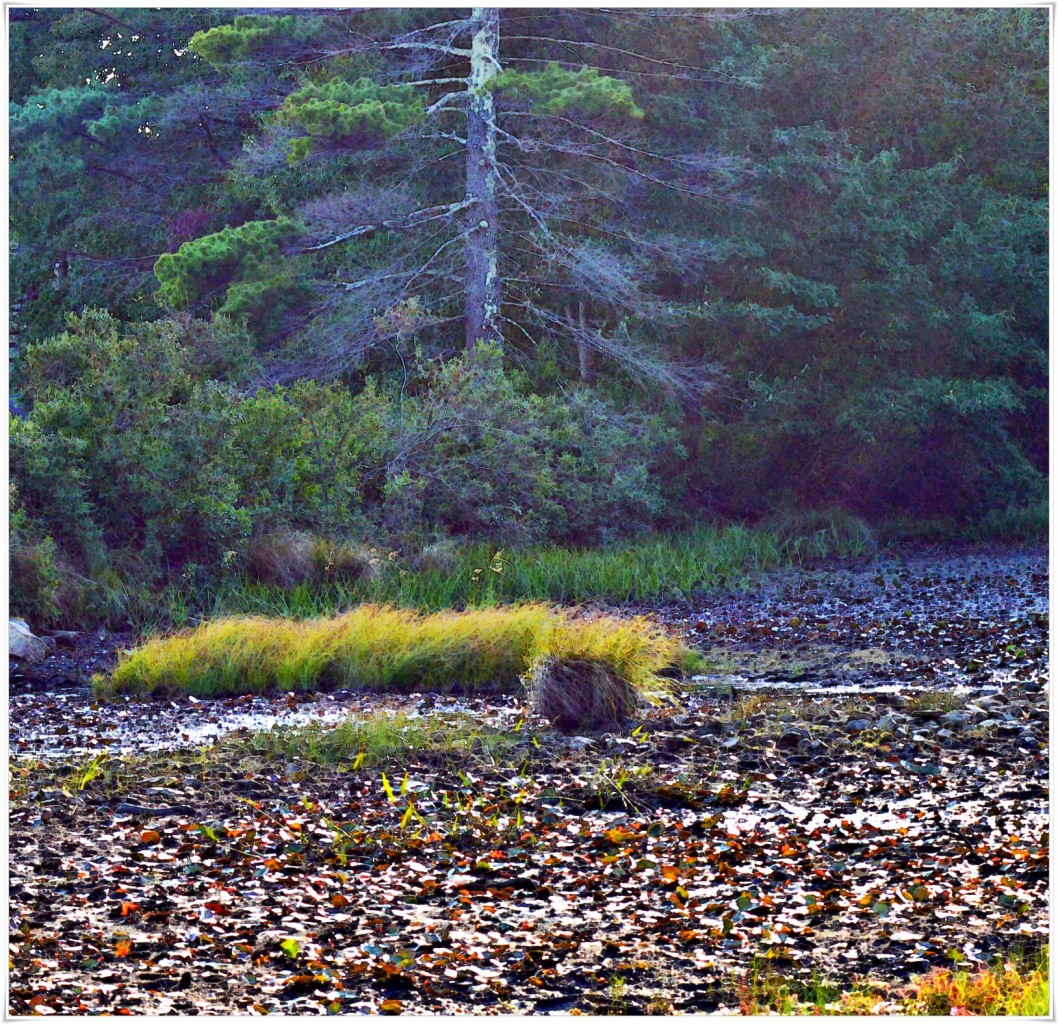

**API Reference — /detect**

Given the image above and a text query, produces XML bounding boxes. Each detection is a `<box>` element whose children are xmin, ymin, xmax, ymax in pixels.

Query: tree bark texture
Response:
<box><xmin>464</xmin><ymin>7</ymin><xmax>502</xmax><ymax>351</ymax></box>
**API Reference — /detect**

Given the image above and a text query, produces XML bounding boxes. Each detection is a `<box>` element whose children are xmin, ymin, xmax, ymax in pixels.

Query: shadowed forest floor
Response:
<box><xmin>9</xmin><ymin>547</ymin><xmax>1048</xmax><ymax>1014</ymax></box>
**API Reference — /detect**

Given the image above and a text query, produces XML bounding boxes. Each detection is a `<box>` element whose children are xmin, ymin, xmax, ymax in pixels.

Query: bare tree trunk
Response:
<box><xmin>577</xmin><ymin>299</ymin><xmax>595</xmax><ymax>385</ymax></box>
<box><xmin>464</xmin><ymin>7</ymin><xmax>502</xmax><ymax>352</ymax></box>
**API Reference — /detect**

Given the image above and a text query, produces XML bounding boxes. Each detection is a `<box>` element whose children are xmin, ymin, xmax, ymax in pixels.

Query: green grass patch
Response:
<box><xmin>97</xmin><ymin>603</ymin><xmax>688</xmax><ymax>714</ymax></box>
<box><xmin>246</xmin><ymin>711</ymin><xmax>523</xmax><ymax>768</ymax></box>
<box><xmin>160</xmin><ymin>522</ymin><xmax>874</xmax><ymax>628</ymax></box>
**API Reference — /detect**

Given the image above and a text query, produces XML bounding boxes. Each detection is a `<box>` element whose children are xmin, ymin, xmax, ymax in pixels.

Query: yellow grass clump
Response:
<box><xmin>98</xmin><ymin>604</ymin><xmax>687</xmax><ymax>728</ymax></box>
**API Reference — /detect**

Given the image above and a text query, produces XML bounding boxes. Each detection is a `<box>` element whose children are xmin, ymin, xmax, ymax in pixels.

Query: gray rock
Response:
<box><xmin>41</xmin><ymin>629</ymin><xmax>81</xmax><ymax>648</ymax></box>
<box><xmin>779</xmin><ymin>728</ymin><xmax>809</xmax><ymax>747</ymax></box>
<box><xmin>877</xmin><ymin>714</ymin><xmax>904</xmax><ymax>733</ymax></box>
<box><xmin>941</xmin><ymin>711</ymin><xmax>969</xmax><ymax>730</ymax></box>
<box><xmin>846</xmin><ymin>719</ymin><xmax>873</xmax><ymax>734</ymax></box>
<box><xmin>9</xmin><ymin>619</ymin><xmax>48</xmax><ymax>663</ymax></box>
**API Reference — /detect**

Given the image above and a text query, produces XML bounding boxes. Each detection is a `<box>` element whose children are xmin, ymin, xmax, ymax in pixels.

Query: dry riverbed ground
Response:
<box><xmin>8</xmin><ymin>548</ymin><xmax>1048</xmax><ymax>1015</ymax></box>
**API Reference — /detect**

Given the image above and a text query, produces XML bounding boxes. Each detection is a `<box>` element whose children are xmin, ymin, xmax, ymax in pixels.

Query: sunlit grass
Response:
<box><xmin>732</xmin><ymin>946</ymin><xmax>1049</xmax><ymax>1015</ymax></box>
<box><xmin>97</xmin><ymin>602</ymin><xmax>688</xmax><ymax>704</ymax></box>
<box><xmin>245</xmin><ymin>711</ymin><xmax>522</xmax><ymax>768</ymax></box>
<box><xmin>905</xmin><ymin>949</ymin><xmax>1049</xmax><ymax>1016</ymax></box>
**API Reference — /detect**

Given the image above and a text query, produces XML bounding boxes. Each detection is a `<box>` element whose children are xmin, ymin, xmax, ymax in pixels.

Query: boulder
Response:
<box><xmin>9</xmin><ymin>619</ymin><xmax>49</xmax><ymax>663</ymax></box>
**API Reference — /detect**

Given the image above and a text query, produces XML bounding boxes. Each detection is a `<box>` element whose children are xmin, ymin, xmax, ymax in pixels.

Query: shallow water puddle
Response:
<box><xmin>10</xmin><ymin>690</ymin><xmax>526</xmax><ymax>758</ymax></box>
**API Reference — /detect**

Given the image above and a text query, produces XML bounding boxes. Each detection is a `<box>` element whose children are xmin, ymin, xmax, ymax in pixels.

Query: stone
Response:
<box><xmin>42</xmin><ymin>629</ymin><xmax>81</xmax><ymax>648</ymax></box>
<box><xmin>9</xmin><ymin>619</ymin><xmax>48</xmax><ymax>662</ymax></box>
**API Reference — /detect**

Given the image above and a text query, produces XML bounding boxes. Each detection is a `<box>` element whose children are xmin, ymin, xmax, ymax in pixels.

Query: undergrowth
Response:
<box><xmin>905</xmin><ymin>947</ymin><xmax>1049</xmax><ymax>1016</ymax></box>
<box><xmin>97</xmin><ymin>603</ymin><xmax>688</xmax><ymax>708</ymax></box>
<box><xmin>734</xmin><ymin>945</ymin><xmax>1049</xmax><ymax>1015</ymax></box>
<box><xmin>158</xmin><ymin>523</ymin><xmax>873</xmax><ymax>629</ymax></box>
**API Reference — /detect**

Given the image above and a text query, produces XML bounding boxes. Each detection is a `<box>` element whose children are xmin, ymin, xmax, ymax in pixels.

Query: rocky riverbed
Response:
<box><xmin>8</xmin><ymin>546</ymin><xmax>1048</xmax><ymax>1014</ymax></box>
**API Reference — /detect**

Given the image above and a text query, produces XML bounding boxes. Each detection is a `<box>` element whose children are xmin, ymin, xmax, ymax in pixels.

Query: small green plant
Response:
<box><xmin>907</xmin><ymin>691</ymin><xmax>966</xmax><ymax>714</ymax></box>
<box><xmin>68</xmin><ymin>753</ymin><xmax>109</xmax><ymax>792</ymax></box>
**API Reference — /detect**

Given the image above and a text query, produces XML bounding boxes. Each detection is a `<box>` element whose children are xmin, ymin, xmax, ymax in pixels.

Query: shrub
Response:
<box><xmin>13</xmin><ymin>311</ymin><xmax>371</xmax><ymax>589</ymax></box>
<box><xmin>371</xmin><ymin>344</ymin><xmax>682</xmax><ymax>545</ymax></box>
<box><xmin>10</xmin><ymin>502</ymin><xmax>66</xmax><ymax>626</ymax></box>
<box><xmin>8</xmin><ymin>495</ymin><xmax>98</xmax><ymax>627</ymax></box>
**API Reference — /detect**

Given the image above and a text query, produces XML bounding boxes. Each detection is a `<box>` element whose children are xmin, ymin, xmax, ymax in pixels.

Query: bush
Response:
<box><xmin>13</xmin><ymin>311</ymin><xmax>373</xmax><ymax>588</ymax></box>
<box><xmin>371</xmin><ymin>344</ymin><xmax>683</xmax><ymax>545</ymax></box>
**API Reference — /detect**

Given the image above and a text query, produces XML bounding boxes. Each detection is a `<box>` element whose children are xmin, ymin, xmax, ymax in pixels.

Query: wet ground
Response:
<box><xmin>8</xmin><ymin>546</ymin><xmax>1049</xmax><ymax>1015</ymax></box>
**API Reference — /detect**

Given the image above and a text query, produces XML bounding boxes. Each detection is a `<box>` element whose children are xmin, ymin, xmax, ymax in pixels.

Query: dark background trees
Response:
<box><xmin>9</xmin><ymin>7</ymin><xmax>1048</xmax><ymax>620</ymax></box>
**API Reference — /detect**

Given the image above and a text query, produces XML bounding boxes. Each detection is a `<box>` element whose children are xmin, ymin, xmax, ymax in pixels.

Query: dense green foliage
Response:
<box><xmin>492</xmin><ymin>64</ymin><xmax>644</xmax><ymax>119</ymax></box>
<box><xmin>278</xmin><ymin>78</ymin><xmax>426</xmax><ymax>159</ymax></box>
<box><xmin>9</xmin><ymin>8</ymin><xmax>1047</xmax><ymax>627</ymax></box>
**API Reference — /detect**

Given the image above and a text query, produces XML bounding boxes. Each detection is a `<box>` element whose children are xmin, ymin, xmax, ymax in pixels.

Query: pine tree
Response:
<box><xmin>167</xmin><ymin>8</ymin><xmax>755</xmax><ymax>392</ymax></box>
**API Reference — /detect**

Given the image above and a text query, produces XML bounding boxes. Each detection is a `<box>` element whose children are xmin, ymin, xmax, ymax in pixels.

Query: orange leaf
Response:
<box><xmin>380</xmin><ymin>998</ymin><xmax>403</xmax><ymax>1014</ymax></box>
<box><xmin>330</xmin><ymin>893</ymin><xmax>349</xmax><ymax>908</ymax></box>
<box><xmin>140</xmin><ymin>830</ymin><xmax>161</xmax><ymax>845</ymax></box>
<box><xmin>120</xmin><ymin>902</ymin><xmax>140</xmax><ymax>917</ymax></box>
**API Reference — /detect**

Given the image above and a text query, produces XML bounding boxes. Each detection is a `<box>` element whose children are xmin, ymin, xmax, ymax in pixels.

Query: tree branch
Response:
<box><xmin>301</xmin><ymin>198</ymin><xmax>474</xmax><ymax>253</ymax></box>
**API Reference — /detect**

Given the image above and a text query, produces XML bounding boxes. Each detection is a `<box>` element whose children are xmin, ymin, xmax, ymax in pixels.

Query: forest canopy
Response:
<box><xmin>9</xmin><ymin>7</ymin><xmax>1048</xmax><ymax>624</ymax></box>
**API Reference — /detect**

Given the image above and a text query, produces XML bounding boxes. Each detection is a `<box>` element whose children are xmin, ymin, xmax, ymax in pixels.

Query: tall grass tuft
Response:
<box><xmin>98</xmin><ymin>603</ymin><xmax>686</xmax><ymax>710</ymax></box>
